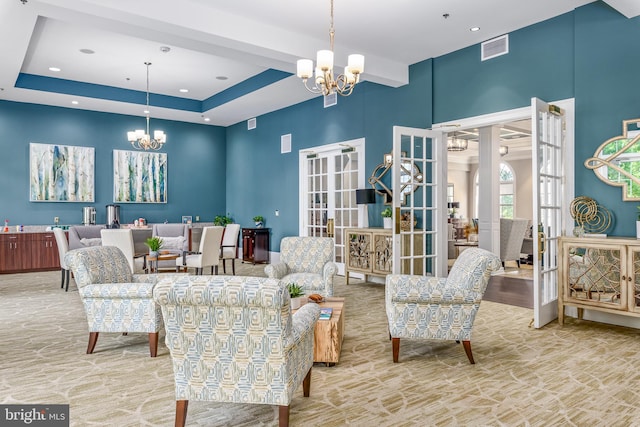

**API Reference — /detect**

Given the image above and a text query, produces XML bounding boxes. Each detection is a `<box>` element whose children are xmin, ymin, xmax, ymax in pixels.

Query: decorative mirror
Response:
<box><xmin>585</xmin><ymin>118</ymin><xmax>640</xmax><ymax>200</ymax></box>
<box><xmin>368</xmin><ymin>152</ymin><xmax>423</xmax><ymax>205</ymax></box>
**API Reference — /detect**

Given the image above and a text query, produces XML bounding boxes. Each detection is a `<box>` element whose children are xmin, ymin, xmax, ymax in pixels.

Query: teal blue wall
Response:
<box><xmin>574</xmin><ymin>2</ymin><xmax>640</xmax><ymax>234</ymax></box>
<box><xmin>3</xmin><ymin>1</ymin><xmax>640</xmax><ymax>246</ymax></box>
<box><xmin>225</xmin><ymin>59</ymin><xmax>432</xmax><ymax>248</ymax></box>
<box><xmin>433</xmin><ymin>12</ymin><xmax>575</xmax><ymax>123</ymax></box>
<box><xmin>0</xmin><ymin>100</ymin><xmax>226</xmax><ymax>226</ymax></box>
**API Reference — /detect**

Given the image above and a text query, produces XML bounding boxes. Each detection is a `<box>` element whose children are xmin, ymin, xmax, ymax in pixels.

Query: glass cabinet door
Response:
<box><xmin>566</xmin><ymin>243</ymin><xmax>625</xmax><ymax>310</ymax></box>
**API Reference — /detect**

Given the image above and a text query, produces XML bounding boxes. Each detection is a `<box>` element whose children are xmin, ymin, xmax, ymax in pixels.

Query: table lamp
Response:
<box><xmin>356</xmin><ymin>189</ymin><xmax>376</xmax><ymax>227</ymax></box>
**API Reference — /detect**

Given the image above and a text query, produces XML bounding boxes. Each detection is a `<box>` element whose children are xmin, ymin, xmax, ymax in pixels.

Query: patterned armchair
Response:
<box><xmin>386</xmin><ymin>247</ymin><xmax>501</xmax><ymax>364</ymax></box>
<box><xmin>153</xmin><ymin>275</ymin><xmax>320</xmax><ymax>427</ymax></box>
<box><xmin>265</xmin><ymin>236</ymin><xmax>337</xmax><ymax>297</ymax></box>
<box><xmin>64</xmin><ymin>246</ymin><xmax>185</xmax><ymax>357</ymax></box>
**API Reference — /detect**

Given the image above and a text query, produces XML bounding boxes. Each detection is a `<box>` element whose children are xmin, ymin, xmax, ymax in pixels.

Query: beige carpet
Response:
<box><xmin>2</xmin><ymin>264</ymin><xmax>640</xmax><ymax>426</ymax></box>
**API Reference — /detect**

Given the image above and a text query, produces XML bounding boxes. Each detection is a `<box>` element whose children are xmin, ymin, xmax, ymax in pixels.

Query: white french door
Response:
<box><xmin>299</xmin><ymin>139</ymin><xmax>365</xmax><ymax>274</ymax></box>
<box><xmin>532</xmin><ymin>97</ymin><xmax>565</xmax><ymax>328</ymax></box>
<box><xmin>391</xmin><ymin>126</ymin><xmax>447</xmax><ymax>277</ymax></box>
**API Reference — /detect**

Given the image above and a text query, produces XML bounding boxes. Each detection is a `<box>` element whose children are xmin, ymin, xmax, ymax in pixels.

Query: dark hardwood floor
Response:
<box><xmin>484</xmin><ymin>275</ymin><xmax>533</xmax><ymax>309</ymax></box>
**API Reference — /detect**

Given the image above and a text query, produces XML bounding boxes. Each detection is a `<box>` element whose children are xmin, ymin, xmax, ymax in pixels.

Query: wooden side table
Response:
<box><xmin>297</xmin><ymin>297</ymin><xmax>345</xmax><ymax>366</ymax></box>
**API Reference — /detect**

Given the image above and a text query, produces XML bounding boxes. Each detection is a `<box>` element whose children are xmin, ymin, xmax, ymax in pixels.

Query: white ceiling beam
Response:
<box><xmin>603</xmin><ymin>0</ymin><xmax>640</xmax><ymax>18</ymax></box>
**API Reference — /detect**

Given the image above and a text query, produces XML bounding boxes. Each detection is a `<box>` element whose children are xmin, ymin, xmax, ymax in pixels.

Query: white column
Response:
<box><xmin>477</xmin><ymin>125</ymin><xmax>501</xmax><ymax>256</ymax></box>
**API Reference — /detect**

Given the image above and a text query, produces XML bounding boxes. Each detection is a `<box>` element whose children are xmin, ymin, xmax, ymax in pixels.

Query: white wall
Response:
<box><xmin>466</xmin><ymin>156</ymin><xmax>533</xmax><ymax>223</ymax></box>
<box><xmin>447</xmin><ymin>162</ymin><xmax>471</xmax><ymax>220</ymax></box>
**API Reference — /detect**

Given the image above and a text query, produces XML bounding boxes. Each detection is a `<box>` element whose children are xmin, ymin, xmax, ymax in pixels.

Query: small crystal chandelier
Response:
<box><xmin>127</xmin><ymin>62</ymin><xmax>166</xmax><ymax>150</ymax></box>
<box><xmin>296</xmin><ymin>0</ymin><xmax>365</xmax><ymax>97</ymax></box>
<box><xmin>447</xmin><ymin>132</ymin><xmax>468</xmax><ymax>152</ymax></box>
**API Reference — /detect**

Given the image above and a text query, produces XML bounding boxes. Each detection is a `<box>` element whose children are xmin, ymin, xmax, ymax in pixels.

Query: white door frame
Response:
<box><xmin>298</xmin><ymin>138</ymin><xmax>366</xmax><ymax>274</ymax></box>
<box><xmin>433</xmin><ymin>98</ymin><xmax>575</xmax><ymax>319</ymax></box>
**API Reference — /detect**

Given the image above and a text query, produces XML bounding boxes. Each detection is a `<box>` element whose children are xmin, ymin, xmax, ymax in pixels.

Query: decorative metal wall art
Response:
<box><xmin>585</xmin><ymin>118</ymin><xmax>640</xmax><ymax>201</ymax></box>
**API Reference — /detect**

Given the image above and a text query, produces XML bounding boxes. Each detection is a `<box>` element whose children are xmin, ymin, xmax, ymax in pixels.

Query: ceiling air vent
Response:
<box><xmin>481</xmin><ymin>34</ymin><xmax>509</xmax><ymax>61</ymax></box>
<box><xmin>247</xmin><ymin>117</ymin><xmax>257</xmax><ymax>130</ymax></box>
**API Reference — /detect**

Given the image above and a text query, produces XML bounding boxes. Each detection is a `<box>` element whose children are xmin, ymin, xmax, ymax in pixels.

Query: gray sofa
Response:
<box><xmin>68</xmin><ymin>225</ymin><xmax>105</xmax><ymax>250</ymax></box>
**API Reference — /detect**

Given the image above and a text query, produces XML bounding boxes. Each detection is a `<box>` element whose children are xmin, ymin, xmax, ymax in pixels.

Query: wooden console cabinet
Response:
<box><xmin>344</xmin><ymin>227</ymin><xmax>424</xmax><ymax>284</ymax></box>
<box><xmin>558</xmin><ymin>236</ymin><xmax>640</xmax><ymax>325</ymax></box>
<box><xmin>0</xmin><ymin>232</ymin><xmax>60</xmax><ymax>274</ymax></box>
<box><xmin>242</xmin><ymin>228</ymin><xmax>270</xmax><ymax>264</ymax></box>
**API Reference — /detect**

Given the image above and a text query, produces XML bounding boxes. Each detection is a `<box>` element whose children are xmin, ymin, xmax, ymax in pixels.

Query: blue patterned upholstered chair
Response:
<box><xmin>64</xmin><ymin>246</ymin><xmax>185</xmax><ymax>357</ymax></box>
<box><xmin>386</xmin><ymin>247</ymin><xmax>501</xmax><ymax>364</ymax></box>
<box><xmin>153</xmin><ymin>275</ymin><xmax>320</xmax><ymax>427</ymax></box>
<box><xmin>265</xmin><ymin>236</ymin><xmax>337</xmax><ymax>297</ymax></box>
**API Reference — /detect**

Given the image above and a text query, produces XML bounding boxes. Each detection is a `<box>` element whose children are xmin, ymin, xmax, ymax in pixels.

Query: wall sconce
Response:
<box><xmin>499</xmin><ymin>146</ymin><xmax>509</xmax><ymax>156</ymax></box>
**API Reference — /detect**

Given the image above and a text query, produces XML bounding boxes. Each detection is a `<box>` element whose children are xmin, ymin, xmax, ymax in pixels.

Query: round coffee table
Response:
<box><xmin>147</xmin><ymin>252</ymin><xmax>181</xmax><ymax>273</ymax></box>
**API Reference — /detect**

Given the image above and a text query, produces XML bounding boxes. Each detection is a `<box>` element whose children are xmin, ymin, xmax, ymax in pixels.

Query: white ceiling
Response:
<box><xmin>0</xmin><ymin>0</ymin><xmax>632</xmax><ymax>127</ymax></box>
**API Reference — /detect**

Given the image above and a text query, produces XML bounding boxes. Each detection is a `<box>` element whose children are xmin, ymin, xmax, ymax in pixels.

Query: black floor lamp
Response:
<box><xmin>356</xmin><ymin>189</ymin><xmax>377</xmax><ymax>227</ymax></box>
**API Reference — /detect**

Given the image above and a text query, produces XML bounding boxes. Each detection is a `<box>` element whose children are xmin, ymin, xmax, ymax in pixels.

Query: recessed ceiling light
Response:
<box><xmin>203</xmin><ymin>117</ymin><xmax>210</xmax><ymax>122</ymax></box>
<box><xmin>179</xmin><ymin>89</ymin><xmax>189</xmax><ymax>93</ymax></box>
<box><xmin>71</xmin><ymin>100</ymin><xmax>79</xmax><ymax>105</ymax></box>
<box><xmin>216</xmin><ymin>76</ymin><xmax>228</xmax><ymax>80</ymax></box>
<box><xmin>470</xmin><ymin>27</ymin><xmax>480</xmax><ymax>32</ymax></box>
<box><xmin>79</xmin><ymin>49</ymin><xmax>95</xmax><ymax>54</ymax></box>
<box><xmin>49</xmin><ymin>67</ymin><xmax>61</xmax><ymax>72</ymax></box>
<box><xmin>143</xmin><ymin>109</ymin><xmax>149</xmax><ymax>114</ymax></box>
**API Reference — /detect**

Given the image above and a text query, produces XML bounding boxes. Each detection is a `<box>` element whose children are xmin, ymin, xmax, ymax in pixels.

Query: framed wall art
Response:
<box><xmin>29</xmin><ymin>142</ymin><xmax>95</xmax><ymax>202</ymax></box>
<box><xmin>113</xmin><ymin>150</ymin><xmax>167</xmax><ymax>203</ymax></box>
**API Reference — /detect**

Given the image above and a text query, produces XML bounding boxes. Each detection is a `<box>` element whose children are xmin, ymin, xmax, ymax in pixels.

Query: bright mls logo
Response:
<box><xmin>1</xmin><ymin>405</ymin><xmax>69</xmax><ymax>426</ymax></box>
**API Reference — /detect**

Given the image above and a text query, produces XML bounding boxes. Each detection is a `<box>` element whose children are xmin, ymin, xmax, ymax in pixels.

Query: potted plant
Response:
<box><xmin>253</xmin><ymin>215</ymin><xmax>264</xmax><ymax>228</ymax></box>
<box><xmin>145</xmin><ymin>236</ymin><xmax>163</xmax><ymax>258</ymax></box>
<box><xmin>381</xmin><ymin>207</ymin><xmax>393</xmax><ymax>229</ymax></box>
<box><xmin>288</xmin><ymin>282</ymin><xmax>305</xmax><ymax>309</ymax></box>
<box><xmin>214</xmin><ymin>214</ymin><xmax>233</xmax><ymax>226</ymax></box>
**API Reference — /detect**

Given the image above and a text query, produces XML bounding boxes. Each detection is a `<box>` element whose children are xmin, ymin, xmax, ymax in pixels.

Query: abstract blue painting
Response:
<box><xmin>29</xmin><ymin>143</ymin><xmax>95</xmax><ymax>202</ymax></box>
<box><xmin>113</xmin><ymin>150</ymin><xmax>167</xmax><ymax>203</ymax></box>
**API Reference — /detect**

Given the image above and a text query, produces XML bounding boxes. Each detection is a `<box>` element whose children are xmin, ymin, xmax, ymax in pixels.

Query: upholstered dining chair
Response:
<box><xmin>220</xmin><ymin>223</ymin><xmax>241</xmax><ymax>275</ymax></box>
<box><xmin>64</xmin><ymin>246</ymin><xmax>185</xmax><ymax>357</ymax></box>
<box><xmin>153</xmin><ymin>275</ymin><xmax>320</xmax><ymax>427</ymax></box>
<box><xmin>175</xmin><ymin>226</ymin><xmax>224</xmax><ymax>275</ymax></box>
<box><xmin>152</xmin><ymin>223</ymin><xmax>190</xmax><ymax>270</ymax></box>
<box><xmin>385</xmin><ymin>247</ymin><xmax>501</xmax><ymax>364</ymax></box>
<box><xmin>100</xmin><ymin>229</ymin><xmax>146</xmax><ymax>274</ymax></box>
<box><xmin>53</xmin><ymin>227</ymin><xmax>71</xmax><ymax>291</ymax></box>
<box><xmin>499</xmin><ymin>218</ymin><xmax>529</xmax><ymax>268</ymax></box>
<box><xmin>265</xmin><ymin>236</ymin><xmax>337</xmax><ymax>297</ymax></box>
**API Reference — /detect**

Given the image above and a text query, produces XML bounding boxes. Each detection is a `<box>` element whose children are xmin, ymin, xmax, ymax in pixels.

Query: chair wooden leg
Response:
<box><xmin>462</xmin><ymin>340</ymin><xmax>475</xmax><ymax>364</ymax></box>
<box><xmin>65</xmin><ymin>269</ymin><xmax>70</xmax><ymax>291</ymax></box>
<box><xmin>60</xmin><ymin>268</ymin><xmax>65</xmax><ymax>289</ymax></box>
<box><xmin>303</xmin><ymin>367</ymin><xmax>312</xmax><ymax>397</ymax></box>
<box><xmin>222</xmin><ymin>259</ymin><xmax>227</xmax><ymax>274</ymax></box>
<box><xmin>278</xmin><ymin>406</ymin><xmax>289</xmax><ymax>427</ymax></box>
<box><xmin>231</xmin><ymin>259</ymin><xmax>235</xmax><ymax>275</ymax></box>
<box><xmin>175</xmin><ymin>400</ymin><xmax>188</xmax><ymax>427</ymax></box>
<box><xmin>87</xmin><ymin>332</ymin><xmax>99</xmax><ymax>354</ymax></box>
<box><xmin>149</xmin><ymin>332</ymin><xmax>159</xmax><ymax>357</ymax></box>
<box><xmin>392</xmin><ymin>337</ymin><xmax>400</xmax><ymax>363</ymax></box>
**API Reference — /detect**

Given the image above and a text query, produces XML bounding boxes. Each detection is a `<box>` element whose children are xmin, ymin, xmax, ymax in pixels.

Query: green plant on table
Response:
<box><xmin>145</xmin><ymin>236</ymin><xmax>163</xmax><ymax>251</ymax></box>
<box><xmin>288</xmin><ymin>283</ymin><xmax>305</xmax><ymax>298</ymax></box>
<box><xmin>381</xmin><ymin>207</ymin><xmax>392</xmax><ymax>218</ymax></box>
<box><xmin>214</xmin><ymin>214</ymin><xmax>233</xmax><ymax>226</ymax></box>
<box><xmin>252</xmin><ymin>215</ymin><xmax>264</xmax><ymax>222</ymax></box>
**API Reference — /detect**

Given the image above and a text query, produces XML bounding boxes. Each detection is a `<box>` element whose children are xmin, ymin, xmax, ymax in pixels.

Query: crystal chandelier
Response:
<box><xmin>296</xmin><ymin>0</ymin><xmax>365</xmax><ymax>97</ymax></box>
<box><xmin>447</xmin><ymin>132</ymin><xmax>468</xmax><ymax>152</ymax></box>
<box><xmin>127</xmin><ymin>62</ymin><xmax>166</xmax><ymax>150</ymax></box>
